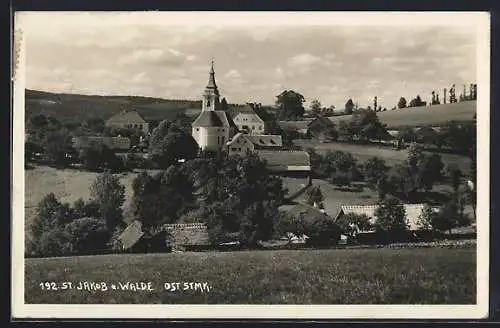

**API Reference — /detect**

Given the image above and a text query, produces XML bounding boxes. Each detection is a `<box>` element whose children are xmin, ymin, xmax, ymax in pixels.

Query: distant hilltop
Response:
<box><xmin>24</xmin><ymin>89</ymin><xmax>205</xmax><ymax>123</ymax></box>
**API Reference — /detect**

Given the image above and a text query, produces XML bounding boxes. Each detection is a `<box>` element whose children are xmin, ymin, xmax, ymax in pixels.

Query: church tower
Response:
<box><xmin>202</xmin><ymin>60</ymin><xmax>220</xmax><ymax>111</ymax></box>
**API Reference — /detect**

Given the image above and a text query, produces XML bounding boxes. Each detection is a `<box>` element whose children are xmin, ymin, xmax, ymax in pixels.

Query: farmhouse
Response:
<box><xmin>232</xmin><ymin>106</ymin><xmax>266</xmax><ymax>134</ymax></box>
<box><xmin>334</xmin><ymin>203</ymin><xmax>435</xmax><ymax>232</ymax></box>
<box><xmin>118</xmin><ymin>221</ymin><xmax>211</xmax><ymax>253</ymax></box>
<box><xmin>306</xmin><ymin>115</ymin><xmax>337</xmax><ymax>141</ymax></box>
<box><xmin>72</xmin><ymin>136</ymin><xmax>131</xmax><ymax>151</ymax></box>
<box><xmin>163</xmin><ymin>223</ymin><xmax>211</xmax><ymax>252</ymax></box>
<box><xmin>226</xmin><ymin>132</ymin><xmax>283</xmax><ymax>156</ymax></box>
<box><xmin>106</xmin><ymin>110</ymin><xmax>149</xmax><ymax>134</ymax></box>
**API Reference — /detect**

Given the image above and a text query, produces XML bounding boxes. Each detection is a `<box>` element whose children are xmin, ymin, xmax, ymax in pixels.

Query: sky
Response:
<box><xmin>19</xmin><ymin>12</ymin><xmax>479</xmax><ymax>109</ymax></box>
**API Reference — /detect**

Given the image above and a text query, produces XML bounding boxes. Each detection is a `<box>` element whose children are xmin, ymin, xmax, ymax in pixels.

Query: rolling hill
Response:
<box><xmin>328</xmin><ymin>101</ymin><xmax>477</xmax><ymax>129</ymax></box>
<box><xmin>25</xmin><ymin>89</ymin><xmax>203</xmax><ymax>123</ymax></box>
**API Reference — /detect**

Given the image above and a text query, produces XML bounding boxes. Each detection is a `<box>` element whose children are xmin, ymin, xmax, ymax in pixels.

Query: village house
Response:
<box><xmin>334</xmin><ymin>203</ymin><xmax>441</xmax><ymax>243</ymax></box>
<box><xmin>226</xmin><ymin>132</ymin><xmax>283</xmax><ymax>157</ymax></box>
<box><xmin>117</xmin><ymin>220</ymin><xmax>211</xmax><ymax>253</ymax></box>
<box><xmin>305</xmin><ymin>115</ymin><xmax>337</xmax><ymax>141</ymax></box>
<box><xmin>335</xmin><ymin>204</ymin><xmax>434</xmax><ymax>232</ymax></box>
<box><xmin>106</xmin><ymin>110</ymin><xmax>149</xmax><ymax>134</ymax></box>
<box><xmin>232</xmin><ymin>106</ymin><xmax>266</xmax><ymax>134</ymax></box>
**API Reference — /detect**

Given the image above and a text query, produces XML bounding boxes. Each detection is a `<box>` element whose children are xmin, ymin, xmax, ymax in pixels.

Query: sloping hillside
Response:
<box><xmin>329</xmin><ymin>101</ymin><xmax>477</xmax><ymax>128</ymax></box>
<box><xmin>25</xmin><ymin>89</ymin><xmax>203</xmax><ymax>123</ymax></box>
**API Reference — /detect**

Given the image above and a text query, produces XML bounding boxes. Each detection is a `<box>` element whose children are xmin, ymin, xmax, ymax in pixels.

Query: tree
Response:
<box><xmin>90</xmin><ymin>172</ymin><xmax>125</xmax><ymax>231</ymax></box>
<box><xmin>310</xmin><ymin>99</ymin><xmax>322</xmax><ymax>116</ymax></box>
<box><xmin>363</xmin><ymin>157</ymin><xmax>389</xmax><ymax>189</ymax></box>
<box><xmin>276</xmin><ymin>90</ymin><xmax>306</xmax><ymax>120</ymax></box>
<box><xmin>301</xmin><ymin>214</ymin><xmax>342</xmax><ymax>246</ymax></box>
<box><xmin>345</xmin><ymin>99</ymin><xmax>355</xmax><ymax>115</ymax></box>
<box><xmin>238</xmin><ymin>201</ymin><xmax>277</xmax><ymax>248</ymax></box>
<box><xmin>409</xmin><ymin>95</ymin><xmax>425</xmax><ymax>107</ymax></box>
<box><xmin>397</xmin><ymin>97</ymin><xmax>407</xmax><ymax>109</ymax></box>
<box><xmin>80</xmin><ymin>141</ymin><xmax>124</xmax><ymax>172</ymax></box>
<box><xmin>446</xmin><ymin>163</ymin><xmax>462</xmax><ymax>193</ymax></box>
<box><xmin>65</xmin><ymin>217</ymin><xmax>109</xmax><ymax>255</ymax></box>
<box><xmin>131</xmin><ymin>167</ymin><xmax>195</xmax><ymax>229</ymax></box>
<box><xmin>306</xmin><ymin>186</ymin><xmax>324</xmax><ymax>208</ymax></box>
<box><xmin>349</xmin><ymin>109</ymin><xmax>388</xmax><ymax>142</ymax></box>
<box><xmin>72</xmin><ymin>198</ymin><xmax>100</xmax><ymax>219</ymax></box>
<box><xmin>27</xmin><ymin>193</ymin><xmax>74</xmax><ymax>257</ymax></box>
<box><xmin>148</xmin><ymin>120</ymin><xmax>199</xmax><ymax>168</ymax></box>
<box><xmin>374</xmin><ymin>197</ymin><xmax>407</xmax><ymax>233</ymax></box>
<box><xmin>33</xmin><ymin>229</ymin><xmax>72</xmax><ymax>257</ymax></box>
<box><xmin>43</xmin><ymin>129</ymin><xmax>74</xmax><ymax>167</ymax></box>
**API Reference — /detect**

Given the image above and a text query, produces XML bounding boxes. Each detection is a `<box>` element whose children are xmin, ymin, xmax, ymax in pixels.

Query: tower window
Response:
<box><xmin>207</xmin><ymin>100</ymin><xmax>211</xmax><ymax>107</ymax></box>
<box><xmin>196</xmin><ymin>128</ymin><xmax>200</xmax><ymax>131</ymax></box>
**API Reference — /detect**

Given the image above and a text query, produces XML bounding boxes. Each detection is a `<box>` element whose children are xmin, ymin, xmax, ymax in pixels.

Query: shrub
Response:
<box><xmin>65</xmin><ymin>217</ymin><xmax>110</xmax><ymax>255</ymax></box>
<box><xmin>34</xmin><ymin>229</ymin><xmax>72</xmax><ymax>257</ymax></box>
<box><xmin>302</xmin><ymin>215</ymin><xmax>342</xmax><ymax>247</ymax></box>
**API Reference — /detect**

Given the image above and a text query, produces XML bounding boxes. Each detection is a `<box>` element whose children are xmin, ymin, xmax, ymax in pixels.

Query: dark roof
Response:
<box><xmin>118</xmin><ymin>220</ymin><xmax>145</xmax><ymax>250</ymax></box>
<box><xmin>245</xmin><ymin>134</ymin><xmax>283</xmax><ymax>147</ymax></box>
<box><xmin>163</xmin><ymin>223</ymin><xmax>210</xmax><ymax>246</ymax></box>
<box><xmin>106</xmin><ymin>110</ymin><xmax>147</xmax><ymax>124</ymax></box>
<box><xmin>284</xmin><ymin>203</ymin><xmax>332</xmax><ymax>222</ymax></box>
<box><xmin>192</xmin><ymin>111</ymin><xmax>223</xmax><ymax>127</ymax></box>
<box><xmin>192</xmin><ymin>110</ymin><xmax>237</xmax><ymax>128</ymax></box>
<box><xmin>309</xmin><ymin>115</ymin><xmax>335</xmax><ymax>127</ymax></box>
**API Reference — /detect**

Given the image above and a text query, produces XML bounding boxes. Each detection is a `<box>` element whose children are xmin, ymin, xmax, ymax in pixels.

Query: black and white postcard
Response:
<box><xmin>11</xmin><ymin>11</ymin><xmax>491</xmax><ymax>319</ymax></box>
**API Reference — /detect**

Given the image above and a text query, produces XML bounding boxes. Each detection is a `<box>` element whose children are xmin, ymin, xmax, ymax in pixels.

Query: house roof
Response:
<box><xmin>72</xmin><ymin>136</ymin><xmax>131</xmax><ymax>150</ymax></box>
<box><xmin>118</xmin><ymin>220</ymin><xmax>145</xmax><ymax>250</ymax></box>
<box><xmin>107</xmin><ymin>110</ymin><xmax>147</xmax><ymax>124</ymax></box>
<box><xmin>163</xmin><ymin>223</ymin><xmax>210</xmax><ymax>246</ymax></box>
<box><xmin>245</xmin><ymin>134</ymin><xmax>283</xmax><ymax>148</ymax></box>
<box><xmin>227</xmin><ymin>133</ymin><xmax>282</xmax><ymax>148</ymax></box>
<box><xmin>309</xmin><ymin>115</ymin><xmax>335</xmax><ymax>127</ymax></box>
<box><xmin>192</xmin><ymin>110</ymin><xmax>236</xmax><ymax>128</ymax></box>
<box><xmin>233</xmin><ymin>111</ymin><xmax>265</xmax><ymax>125</ymax></box>
<box><xmin>284</xmin><ymin>203</ymin><xmax>333</xmax><ymax>222</ymax></box>
<box><xmin>256</xmin><ymin>150</ymin><xmax>310</xmax><ymax>170</ymax></box>
<box><xmin>337</xmin><ymin>203</ymin><xmax>434</xmax><ymax>231</ymax></box>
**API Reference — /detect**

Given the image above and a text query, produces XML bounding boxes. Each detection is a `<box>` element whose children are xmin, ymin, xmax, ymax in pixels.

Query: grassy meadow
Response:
<box><xmin>328</xmin><ymin>101</ymin><xmax>476</xmax><ymax>129</ymax></box>
<box><xmin>293</xmin><ymin>139</ymin><xmax>472</xmax><ymax>173</ymax></box>
<box><xmin>25</xmin><ymin>247</ymin><xmax>476</xmax><ymax>304</ymax></box>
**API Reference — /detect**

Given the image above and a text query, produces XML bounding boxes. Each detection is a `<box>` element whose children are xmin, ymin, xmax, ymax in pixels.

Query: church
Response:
<box><xmin>191</xmin><ymin>61</ymin><xmax>237</xmax><ymax>152</ymax></box>
<box><xmin>192</xmin><ymin>62</ymin><xmax>311</xmax><ymax>175</ymax></box>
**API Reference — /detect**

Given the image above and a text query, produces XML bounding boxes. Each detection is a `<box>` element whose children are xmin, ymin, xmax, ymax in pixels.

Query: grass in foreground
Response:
<box><xmin>25</xmin><ymin>247</ymin><xmax>476</xmax><ymax>304</ymax></box>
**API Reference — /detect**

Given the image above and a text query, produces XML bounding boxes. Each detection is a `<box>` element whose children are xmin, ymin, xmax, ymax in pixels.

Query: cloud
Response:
<box><xmin>22</xmin><ymin>14</ymin><xmax>478</xmax><ymax>107</ymax></box>
<box><xmin>287</xmin><ymin>53</ymin><xmax>321</xmax><ymax>67</ymax></box>
<box><xmin>118</xmin><ymin>48</ymin><xmax>190</xmax><ymax>66</ymax></box>
<box><xmin>224</xmin><ymin>69</ymin><xmax>242</xmax><ymax>79</ymax></box>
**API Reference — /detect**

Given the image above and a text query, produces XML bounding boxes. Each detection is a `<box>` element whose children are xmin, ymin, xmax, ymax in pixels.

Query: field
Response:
<box><xmin>24</xmin><ymin>247</ymin><xmax>476</xmax><ymax>304</ymax></box>
<box><xmin>294</xmin><ymin>139</ymin><xmax>472</xmax><ymax>172</ymax></box>
<box><xmin>24</xmin><ymin>166</ymin><xmax>163</xmax><ymax>233</ymax></box>
<box><xmin>328</xmin><ymin>101</ymin><xmax>476</xmax><ymax>129</ymax></box>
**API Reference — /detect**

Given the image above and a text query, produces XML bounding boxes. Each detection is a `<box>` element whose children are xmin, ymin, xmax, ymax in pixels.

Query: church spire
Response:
<box><xmin>206</xmin><ymin>59</ymin><xmax>217</xmax><ymax>90</ymax></box>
